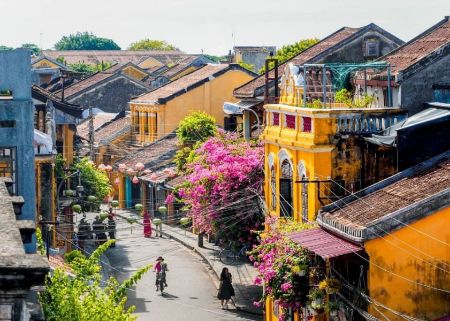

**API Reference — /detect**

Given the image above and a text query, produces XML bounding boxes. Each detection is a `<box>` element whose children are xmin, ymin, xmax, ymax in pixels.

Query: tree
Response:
<box><xmin>128</xmin><ymin>39</ymin><xmax>177</xmax><ymax>51</ymax></box>
<box><xmin>74</xmin><ymin>157</ymin><xmax>112</xmax><ymax>200</ymax></box>
<box><xmin>68</xmin><ymin>61</ymin><xmax>114</xmax><ymax>74</ymax></box>
<box><xmin>20</xmin><ymin>43</ymin><xmax>41</xmax><ymax>55</ymax></box>
<box><xmin>54</xmin><ymin>32</ymin><xmax>121</xmax><ymax>50</ymax></box>
<box><xmin>174</xmin><ymin>112</ymin><xmax>217</xmax><ymax>171</ymax></box>
<box><xmin>259</xmin><ymin>38</ymin><xmax>320</xmax><ymax>74</ymax></box>
<box><xmin>39</xmin><ymin>241</ymin><xmax>151</xmax><ymax>321</ymax></box>
<box><xmin>0</xmin><ymin>45</ymin><xmax>12</xmax><ymax>51</ymax></box>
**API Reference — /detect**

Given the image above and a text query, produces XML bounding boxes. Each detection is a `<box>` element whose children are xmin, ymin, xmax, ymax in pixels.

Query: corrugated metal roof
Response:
<box><xmin>288</xmin><ymin>228</ymin><xmax>362</xmax><ymax>259</ymax></box>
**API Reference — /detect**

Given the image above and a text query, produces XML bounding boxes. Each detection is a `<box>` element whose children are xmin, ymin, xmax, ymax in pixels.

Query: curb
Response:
<box><xmin>160</xmin><ymin>226</ymin><xmax>263</xmax><ymax>317</ymax></box>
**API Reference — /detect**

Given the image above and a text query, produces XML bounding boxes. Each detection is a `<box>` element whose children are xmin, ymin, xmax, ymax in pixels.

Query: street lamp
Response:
<box><xmin>223</xmin><ymin>102</ymin><xmax>261</xmax><ymax>139</ymax></box>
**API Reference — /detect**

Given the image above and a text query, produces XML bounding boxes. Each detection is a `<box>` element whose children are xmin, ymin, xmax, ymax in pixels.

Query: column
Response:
<box><xmin>147</xmin><ymin>112</ymin><xmax>152</xmax><ymax>142</ymax></box>
<box><xmin>149</xmin><ymin>112</ymin><xmax>157</xmax><ymax>142</ymax></box>
<box><xmin>243</xmin><ymin>110</ymin><xmax>251</xmax><ymax>140</ymax></box>
<box><xmin>118</xmin><ymin>175</ymin><xmax>125</xmax><ymax>209</ymax></box>
<box><xmin>139</xmin><ymin>111</ymin><xmax>145</xmax><ymax>143</ymax></box>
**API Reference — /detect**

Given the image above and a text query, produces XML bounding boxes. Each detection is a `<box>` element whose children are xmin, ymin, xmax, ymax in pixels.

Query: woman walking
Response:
<box><xmin>143</xmin><ymin>211</ymin><xmax>152</xmax><ymax>238</ymax></box>
<box><xmin>217</xmin><ymin>267</ymin><xmax>236</xmax><ymax>309</ymax></box>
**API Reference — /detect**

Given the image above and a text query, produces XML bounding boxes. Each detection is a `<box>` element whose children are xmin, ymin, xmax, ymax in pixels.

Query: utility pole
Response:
<box><xmin>88</xmin><ymin>104</ymin><xmax>94</xmax><ymax>161</ymax></box>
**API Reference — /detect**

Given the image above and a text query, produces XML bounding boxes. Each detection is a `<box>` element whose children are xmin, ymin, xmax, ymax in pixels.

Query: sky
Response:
<box><xmin>1</xmin><ymin>0</ymin><xmax>449</xmax><ymax>55</ymax></box>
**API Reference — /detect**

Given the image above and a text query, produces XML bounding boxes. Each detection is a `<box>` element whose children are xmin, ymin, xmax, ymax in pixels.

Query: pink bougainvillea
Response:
<box><xmin>174</xmin><ymin>130</ymin><xmax>264</xmax><ymax>243</ymax></box>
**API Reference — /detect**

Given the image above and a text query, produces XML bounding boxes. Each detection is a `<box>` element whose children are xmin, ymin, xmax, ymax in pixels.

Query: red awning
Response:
<box><xmin>288</xmin><ymin>228</ymin><xmax>363</xmax><ymax>259</ymax></box>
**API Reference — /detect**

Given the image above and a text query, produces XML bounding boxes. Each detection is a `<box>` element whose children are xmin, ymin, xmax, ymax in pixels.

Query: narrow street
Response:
<box><xmin>106</xmin><ymin>214</ymin><xmax>260</xmax><ymax>321</ymax></box>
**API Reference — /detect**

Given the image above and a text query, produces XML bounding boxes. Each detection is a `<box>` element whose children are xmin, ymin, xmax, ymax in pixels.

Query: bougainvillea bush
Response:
<box><xmin>170</xmin><ymin>130</ymin><xmax>264</xmax><ymax>244</ymax></box>
<box><xmin>249</xmin><ymin>218</ymin><xmax>316</xmax><ymax>321</ymax></box>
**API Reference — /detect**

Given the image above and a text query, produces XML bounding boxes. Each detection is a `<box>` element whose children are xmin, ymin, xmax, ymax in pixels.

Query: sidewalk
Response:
<box><xmin>159</xmin><ymin>223</ymin><xmax>263</xmax><ymax>315</ymax></box>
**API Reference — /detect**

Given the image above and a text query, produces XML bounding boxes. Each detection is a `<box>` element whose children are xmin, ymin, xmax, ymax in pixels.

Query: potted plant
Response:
<box><xmin>327</xmin><ymin>300</ymin><xmax>340</xmax><ymax>317</ymax></box>
<box><xmin>308</xmin><ymin>288</ymin><xmax>325</xmax><ymax>306</ymax></box>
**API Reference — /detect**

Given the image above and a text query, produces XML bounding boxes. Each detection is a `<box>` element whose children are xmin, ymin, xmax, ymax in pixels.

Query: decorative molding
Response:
<box><xmin>278</xmin><ymin>149</ymin><xmax>293</xmax><ymax>167</ymax></box>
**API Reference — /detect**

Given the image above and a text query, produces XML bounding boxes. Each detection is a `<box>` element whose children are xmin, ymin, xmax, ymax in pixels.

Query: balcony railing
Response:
<box><xmin>336</xmin><ymin>112</ymin><xmax>407</xmax><ymax>134</ymax></box>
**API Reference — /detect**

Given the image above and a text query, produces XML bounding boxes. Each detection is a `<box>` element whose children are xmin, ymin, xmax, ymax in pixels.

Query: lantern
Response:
<box><xmin>158</xmin><ymin>205</ymin><xmax>167</xmax><ymax>214</ymax></box>
<box><xmin>143</xmin><ymin>169</ymin><xmax>152</xmax><ymax>175</ymax></box>
<box><xmin>118</xmin><ymin>163</ymin><xmax>126</xmax><ymax>173</ymax></box>
<box><xmin>105</xmin><ymin>165</ymin><xmax>113</xmax><ymax>172</ymax></box>
<box><xmin>64</xmin><ymin>189</ymin><xmax>75</xmax><ymax>197</ymax></box>
<box><xmin>114</xmin><ymin>177</ymin><xmax>120</xmax><ymax>185</ymax></box>
<box><xmin>179</xmin><ymin>217</ymin><xmax>190</xmax><ymax>226</ymax></box>
<box><xmin>99</xmin><ymin>212</ymin><xmax>109</xmax><ymax>220</ymax></box>
<box><xmin>135</xmin><ymin>203</ymin><xmax>143</xmax><ymax>212</ymax></box>
<box><xmin>135</xmin><ymin>162</ymin><xmax>145</xmax><ymax>171</ymax></box>
<box><xmin>153</xmin><ymin>218</ymin><xmax>162</xmax><ymax>225</ymax></box>
<box><xmin>150</xmin><ymin>173</ymin><xmax>157</xmax><ymax>181</ymax></box>
<box><xmin>132</xmin><ymin>176</ymin><xmax>139</xmax><ymax>184</ymax></box>
<box><xmin>87</xmin><ymin>195</ymin><xmax>97</xmax><ymax>202</ymax></box>
<box><xmin>111</xmin><ymin>200</ymin><xmax>119</xmax><ymax>208</ymax></box>
<box><xmin>72</xmin><ymin>204</ymin><xmax>82</xmax><ymax>213</ymax></box>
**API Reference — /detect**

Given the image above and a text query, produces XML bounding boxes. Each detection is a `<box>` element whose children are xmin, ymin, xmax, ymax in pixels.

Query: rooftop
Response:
<box><xmin>77</xmin><ymin>112</ymin><xmax>117</xmax><ymax>141</ymax></box>
<box><xmin>32</xmin><ymin>85</ymin><xmax>84</xmax><ymax>118</ymax></box>
<box><xmin>132</xmin><ymin>64</ymin><xmax>255</xmax><ymax>105</ymax></box>
<box><xmin>318</xmin><ymin>150</ymin><xmax>450</xmax><ymax>243</ymax></box>
<box><xmin>95</xmin><ymin>114</ymin><xmax>131</xmax><ymax>146</ymax></box>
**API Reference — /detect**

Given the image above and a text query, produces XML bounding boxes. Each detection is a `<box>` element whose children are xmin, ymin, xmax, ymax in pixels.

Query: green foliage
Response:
<box><xmin>334</xmin><ymin>88</ymin><xmax>352</xmax><ymax>106</ymax></box>
<box><xmin>238</xmin><ymin>61</ymin><xmax>255</xmax><ymax>72</ymax></box>
<box><xmin>260</xmin><ymin>38</ymin><xmax>319</xmax><ymax>74</ymax></box>
<box><xmin>20</xmin><ymin>43</ymin><xmax>41</xmax><ymax>55</ymax></box>
<box><xmin>175</xmin><ymin>112</ymin><xmax>217</xmax><ymax>172</ymax></box>
<box><xmin>74</xmin><ymin>157</ymin><xmax>112</xmax><ymax>200</ymax></box>
<box><xmin>176</xmin><ymin>111</ymin><xmax>217</xmax><ymax>147</ymax></box>
<box><xmin>55</xmin><ymin>154</ymin><xmax>66</xmax><ymax>179</ymax></box>
<box><xmin>55</xmin><ymin>32</ymin><xmax>121</xmax><ymax>50</ymax></box>
<box><xmin>39</xmin><ymin>241</ymin><xmax>151</xmax><ymax>321</ymax></box>
<box><xmin>128</xmin><ymin>39</ymin><xmax>177</xmax><ymax>51</ymax></box>
<box><xmin>0</xmin><ymin>45</ymin><xmax>12</xmax><ymax>51</ymax></box>
<box><xmin>353</xmin><ymin>93</ymin><xmax>375</xmax><ymax>108</ymax></box>
<box><xmin>36</xmin><ymin>227</ymin><xmax>46</xmax><ymax>256</ymax></box>
<box><xmin>335</xmin><ymin>89</ymin><xmax>375</xmax><ymax>108</ymax></box>
<box><xmin>68</xmin><ymin>61</ymin><xmax>113</xmax><ymax>74</ymax></box>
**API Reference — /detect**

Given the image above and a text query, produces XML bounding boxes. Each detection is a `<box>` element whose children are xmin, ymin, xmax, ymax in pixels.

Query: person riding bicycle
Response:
<box><xmin>154</xmin><ymin>256</ymin><xmax>168</xmax><ymax>291</ymax></box>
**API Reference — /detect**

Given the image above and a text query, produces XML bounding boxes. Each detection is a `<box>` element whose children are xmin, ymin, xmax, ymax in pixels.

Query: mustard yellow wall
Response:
<box><xmin>33</xmin><ymin>58</ymin><xmax>60</xmax><ymax>69</ymax></box>
<box><xmin>131</xmin><ymin>69</ymin><xmax>254</xmax><ymax>142</ymax></box>
<box><xmin>138</xmin><ymin>57</ymin><xmax>164</xmax><ymax>69</ymax></box>
<box><xmin>63</xmin><ymin>125</ymin><xmax>74</xmax><ymax>165</ymax></box>
<box><xmin>122</xmin><ymin>66</ymin><xmax>148</xmax><ymax>81</ymax></box>
<box><xmin>365</xmin><ymin>207</ymin><xmax>450</xmax><ymax>321</ymax></box>
<box><xmin>169</xmin><ymin>66</ymin><xmax>197</xmax><ymax>81</ymax></box>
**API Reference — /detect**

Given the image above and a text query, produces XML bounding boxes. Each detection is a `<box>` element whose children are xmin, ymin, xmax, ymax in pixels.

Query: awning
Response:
<box><xmin>229</xmin><ymin>99</ymin><xmax>263</xmax><ymax>114</ymax></box>
<box><xmin>34</xmin><ymin>129</ymin><xmax>54</xmax><ymax>155</ymax></box>
<box><xmin>288</xmin><ymin>228</ymin><xmax>363</xmax><ymax>259</ymax></box>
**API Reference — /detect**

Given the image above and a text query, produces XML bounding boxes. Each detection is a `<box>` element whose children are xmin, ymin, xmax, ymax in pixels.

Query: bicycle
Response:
<box><xmin>219</xmin><ymin>242</ymin><xmax>249</xmax><ymax>265</ymax></box>
<box><xmin>156</xmin><ymin>272</ymin><xmax>165</xmax><ymax>295</ymax></box>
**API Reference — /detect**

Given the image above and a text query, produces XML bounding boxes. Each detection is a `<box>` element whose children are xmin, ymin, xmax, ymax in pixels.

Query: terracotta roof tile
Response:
<box><xmin>132</xmin><ymin>64</ymin><xmax>230</xmax><ymax>104</ymax></box>
<box><xmin>117</xmin><ymin>134</ymin><xmax>179</xmax><ymax>169</ymax></box>
<box><xmin>320</xmin><ymin>158</ymin><xmax>450</xmax><ymax>230</ymax></box>
<box><xmin>165</xmin><ymin>174</ymin><xmax>187</xmax><ymax>188</ymax></box>
<box><xmin>41</xmin><ymin>50</ymin><xmax>189</xmax><ymax>65</ymax></box>
<box><xmin>233</xmin><ymin>27</ymin><xmax>359</xmax><ymax>98</ymax></box>
<box><xmin>160</xmin><ymin>56</ymin><xmax>200</xmax><ymax>79</ymax></box>
<box><xmin>77</xmin><ymin>113</ymin><xmax>117</xmax><ymax>140</ymax></box>
<box><xmin>57</xmin><ymin>73</ymin><xmax>114</xmax><ymax>99</ymax></box>
<box><xmin>95</xmin><ymin>115</ymin><xmax>131</xmax><ymax>145</ymax></box>
<box><xmin>382</xmin><ymin>17</ymin><xmax>450</xmax><ymax>75</ymax></box>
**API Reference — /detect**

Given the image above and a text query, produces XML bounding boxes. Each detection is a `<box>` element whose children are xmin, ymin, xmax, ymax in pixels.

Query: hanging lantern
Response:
<box><xmin>64</xmin><ymin>189</ymin><xmax>75</xmax><ymax>197</ymax></box>
<box><xmin>98</xmin><ymin>164</ymin><xmax>106</xmax><ymax>171</ymax></box>
<box><xmin>143</xmin><ymin>169</ymin><xmax>152</xmax><ymax>175</ymax></box>
<box><xmin>99</xmin><ymin>211</ymin><xmax>109</xmax><ymax>220</ymax></box>
<box><xmin>134</xmin><ymin>203</ymin><xmax>143</xmax><ymax>212</ymax></box>
<box><xmin>105</xmin><ymin>165</ymin><xmax>113</xmax><ymax>172</ymax></box>
<box><xmin>111</xmin><ymin>200</ymin><xmax>119</xmax><ymax>208</ymax></box>
<box><xmin>132</xmin><ymin>176</ymin><xmax>139</xmax><ymax>184</ymax></box>
<box><xmin>158</xmin><ymin>205</ymin><xmax>167</xmax><ymax>214</ymax></box>
<box><xmin>135</xmin><ymin>162</ymin><xmax>145</xmax><ymax>171</ymax></box>
<box><xmin>72</xmin><ymin>204</ymin><xmax>82</xmax><ymax>213</ymax></box>
<box><xmin>153</xmin><ymin>218</ymin><xmax>162</xmax><ymax>225</ymax></box>
<box><xmin>114</xmin><ymin>177</ymin><xmax>120</xmax><ymax>185</ymax></box>
<box><xmin>118</xmin><ymin>163</ymin><xmax>126</xmax><ymax>173</ymax></box>
<box><xmin>150</xmin><ymin>173</ymin><xmax>158</xmax><ymax>181</ymax></box>
<box><xmin>179</xmin><ymin>217</ymin><xmax>190</xmax><ymax>226</ymax></box>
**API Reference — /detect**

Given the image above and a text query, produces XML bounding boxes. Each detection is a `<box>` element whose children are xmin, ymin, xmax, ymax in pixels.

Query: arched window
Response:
<box><xmin>279</xmin><ymin>159</ymin><xmax>293</xmax><ymax>218</ymax></box>
<box><xmin>270</xmin><ymin>166</ymin><xmax>276</xmax><ymax>210</ymax></box>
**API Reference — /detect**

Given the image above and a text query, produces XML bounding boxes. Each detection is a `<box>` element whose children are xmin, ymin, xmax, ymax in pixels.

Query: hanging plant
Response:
<box><xmin>319</xmin><ymin>278</ymin><xmax>340</xmax><ymax>294</ymax></box>
<box><xmin>308</xmin><ymin>288</ymin><xmax>325</xmax><ymax>308</ymax></box>
<box><xmin>327</xmin><ymin>300</ymin><xmax>340</xmax><ymax>317</ymax></box>
<box><xmin>72</xmin><ymin>204</ymin><xmax>82</xmax><ymax>213</ymax></box>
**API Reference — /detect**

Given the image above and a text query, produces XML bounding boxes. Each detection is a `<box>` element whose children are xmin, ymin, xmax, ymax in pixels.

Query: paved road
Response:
<box><xmin>106</xmin><ymin>216</ymin><xmax>260</xmax><ymax>321</ymax></box>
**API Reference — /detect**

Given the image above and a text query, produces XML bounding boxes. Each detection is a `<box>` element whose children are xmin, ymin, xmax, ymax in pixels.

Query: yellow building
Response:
<box><xmin>129</xmin><ymin>64</ymin><xmax>256</xmax><ymax>144</ymax></box>
<box><xmin>316</xmin><ymin>151</ymin><xmax>450</xmax><ymax>321</ymax></box>
<box><xmin>262</xmin><ymin>63</ymin><xmax>406</xmax><ymax>222</ymax></box>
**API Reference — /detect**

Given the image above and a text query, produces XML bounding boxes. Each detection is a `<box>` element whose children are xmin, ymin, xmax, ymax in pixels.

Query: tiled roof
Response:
<box><xmin>77</xmin><ymin>113</ymin><xmax>117</xmax><ymax>140</ymax></box>
<box><xmin>165</xmin><ymin>175</ymin><xmax>187</xmax><ymax>188</ymax></box>
<box><xmin>32</xmin><ymin>85</ymin><xmax>83</xmax><ymax>118</ymax></box>
<box><xmin>95</xmin><ymin>115</ymin><xmax>131</xmax><ymax>145</ymax></box>
<box><xmin>160</xmin><ymin>56</ymin><xmax>200</xmax><ymax>79</ymax></box>
<box><xmin>117</xmin><ymin>134</ymin><xmax>179</xmax><ymax>169</ymax></box>
<box><xmin>382</xmin><ymin>17</ymin><xmax>450</xmax><ymax>75</ymax></box>
<box><xmin>132</xmin><ymin>64</ymin><xmax>247</xmax><ymax>104</ymax></box>
<box><xmin>319</xmin><ymin>151</ymin><xmax>450</xmax><ymax>242</ymax></box>
<box><xmin>57</xmin><ymin>72</ymin><xmax>113</xmax><ymax>99</ymax></box>
<box><xmin>41</xmin><ymin>50</ymin><xmax>189</xmax><ymax>65</ymax></box>
<box><xmin>140</xmin><ymin>166</ymin><xmax>177</xmax><ymax>184</ymax></box>
<box><xmin>233</xmin><ymin>27</ymin><xmax>360</xmax><ymax>98</ymax></box>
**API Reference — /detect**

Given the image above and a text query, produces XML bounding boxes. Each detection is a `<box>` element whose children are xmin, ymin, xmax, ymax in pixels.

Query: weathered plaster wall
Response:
<box><xmin>365</xmin><ymin>207</ymin><xmax>450</xmax><ymax>321</ymax></box>
<box><xmin>400</xmin><ymin>54</ymin><xmax>450</xmax><ymax>115</ymax></box>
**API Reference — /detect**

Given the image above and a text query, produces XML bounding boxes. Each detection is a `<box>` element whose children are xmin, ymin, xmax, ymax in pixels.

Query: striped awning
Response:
<box><xmin>288</xmin><ymin>228</ymin><xmax>363</xmax><ymax>259</ymax></box>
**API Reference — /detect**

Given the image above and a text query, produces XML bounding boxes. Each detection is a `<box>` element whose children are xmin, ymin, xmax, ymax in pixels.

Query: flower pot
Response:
<box><xmin>298</xmin><ymin>269</ymin><xmax>306</xmax><ymax>277</ymax></box>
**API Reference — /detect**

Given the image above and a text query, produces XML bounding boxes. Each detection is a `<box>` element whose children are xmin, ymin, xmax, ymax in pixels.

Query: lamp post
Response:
<box><xmin>223</xmin><ymin>102</ymin><xmax>262</xmax><ymax>139</ymax></box>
